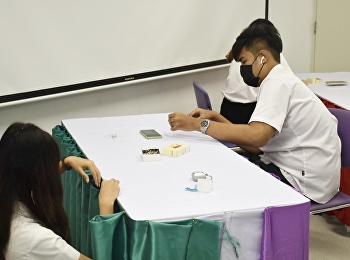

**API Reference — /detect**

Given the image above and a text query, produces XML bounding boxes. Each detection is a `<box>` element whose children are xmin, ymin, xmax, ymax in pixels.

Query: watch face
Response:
<box><xmin>201</xmin><ymin>120</ymin><xmax>209</xmax><ymax>127</ymax></box>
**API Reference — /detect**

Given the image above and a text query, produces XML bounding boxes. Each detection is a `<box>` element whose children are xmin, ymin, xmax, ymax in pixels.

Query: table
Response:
<box><xmin>53</xmin><ymin>113</ymin><xmax>310</xmax><ymax>260</ymax></box>
<box><xmin>296</xmin><ymin>72</ymin><xmax>350</xmax><ymax>110</ymax></box>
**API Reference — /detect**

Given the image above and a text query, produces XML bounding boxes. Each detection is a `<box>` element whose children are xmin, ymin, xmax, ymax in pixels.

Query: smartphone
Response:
<box><xmin>140</xmin><ymin>129</ymin><xmax>162</xmax><ymax>139</ymax></box>
<box><xmin>325</xmin><ymin>81</ymin><xmax>348</xmax><ymax>86</ymax></box>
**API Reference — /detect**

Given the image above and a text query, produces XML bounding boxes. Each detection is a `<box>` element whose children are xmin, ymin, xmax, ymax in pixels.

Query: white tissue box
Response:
<box><xmin>142</xmin><ymin>147</ymin><xmax>161</xmax><ymax>162</ymax></box>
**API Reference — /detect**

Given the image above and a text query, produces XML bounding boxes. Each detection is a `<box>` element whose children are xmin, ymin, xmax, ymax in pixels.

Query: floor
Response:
<box><xmin>309</xmin><ymin>214</ymin><xmax>350</xmax><ymax>259</ymax></box>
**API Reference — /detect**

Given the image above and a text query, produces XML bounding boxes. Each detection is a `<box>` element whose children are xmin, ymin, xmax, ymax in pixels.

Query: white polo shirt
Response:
<box><xmin>249</xmin><ymin>64</ymin><xmax>341</xmax><ymax>203</ymax></box>
<box><xmin>223</xmin><ymin>53</ymin><xmax>290</xmax><ymax>103</ymax></box>
<box><xmin>6</xmin><ymin>202</ymin><xmax>80</xmax><ymax>260</ymax></box>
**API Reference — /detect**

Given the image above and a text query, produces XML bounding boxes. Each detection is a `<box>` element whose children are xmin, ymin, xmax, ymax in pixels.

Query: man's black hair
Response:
<box><xmin>232</xmin><ymin>23</ymin><xmax>283</xmax><ymax>63</ymax></box>
<box><xmin>249</xmin><ymin>18</ymin><xmax>275</xmax><ymax>28</ymax></box>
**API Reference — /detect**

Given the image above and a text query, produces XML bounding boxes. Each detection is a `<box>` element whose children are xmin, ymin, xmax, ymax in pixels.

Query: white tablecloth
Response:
<box><xmin>62</xmin><ymin>113</ymin><xmax>309</xmax><ymax>259</ymax></box>
<box><xmin>296</xmin><ymin>72</ymin><xmax>350</xmax><ymax>110</ymax></box>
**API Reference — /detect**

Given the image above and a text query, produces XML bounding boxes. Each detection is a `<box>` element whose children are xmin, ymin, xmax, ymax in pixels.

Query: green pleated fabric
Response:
<box><xmin>52</xmin><ymin>124</ymin><xmax>100</xmax><ymax>257</ymax></box>
<box><xmin>186</xmin><ymin>219</ymin><xmax>221</xmax><ymax>259</ymax></box>
<box><xmin>90</xmin><ymin>214</ymin><xmax>221</xmax><ymax>260</ymax></box>
<box><xmin>53</xmin><ymin>124</ymin><xmax>221</xmax><ymax>260</ymax></box>
<box><xmin>90</xmin><ymin>213</ymin><xmax>129</xmax><ymax>260</ymax></box>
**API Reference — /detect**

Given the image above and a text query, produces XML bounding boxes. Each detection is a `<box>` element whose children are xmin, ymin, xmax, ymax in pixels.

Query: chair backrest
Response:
<box><xmin>192</xmin><ymin>81</ymin><xmax>238</xmax><ymax>149</ymax></box>
<box><xmin>193</xmin><ymin>81</ymin><xmax>212</xmax><ymax>110</ymax></box>
<box><xmin>328</xmin><ymin>108</ymin><xmax>350</xmax><ymax>168</ymax></box>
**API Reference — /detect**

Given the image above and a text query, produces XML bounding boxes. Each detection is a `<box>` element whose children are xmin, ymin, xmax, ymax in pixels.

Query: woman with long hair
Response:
<box><xmin>0</xmin><ymin>122</ymin><xmax>120</xmax><ymax>260</ymax></box>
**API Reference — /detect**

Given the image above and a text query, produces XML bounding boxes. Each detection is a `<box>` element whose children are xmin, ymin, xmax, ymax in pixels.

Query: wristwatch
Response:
<box><xmin>200</xmin><ymin>119</ymin><xmax>210</xmax><ymax>134</ymax></box>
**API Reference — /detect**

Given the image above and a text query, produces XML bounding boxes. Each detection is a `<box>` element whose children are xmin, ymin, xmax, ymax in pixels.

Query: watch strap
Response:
<box><xmin>61</xmin><ymin>156</ymin><xmax>73</xmax><ymax>171</ymax></box>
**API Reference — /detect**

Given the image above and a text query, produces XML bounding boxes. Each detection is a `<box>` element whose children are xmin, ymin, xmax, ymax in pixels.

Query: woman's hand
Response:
<box><xmin>99</xmin><ymin>179</ymin><xmax>120</xmax><ymax>215</ymax></box>
<box><xmin>61</xmin><ymin>156</ymin><xmax>101</xmax><ymax>187</ymax></box>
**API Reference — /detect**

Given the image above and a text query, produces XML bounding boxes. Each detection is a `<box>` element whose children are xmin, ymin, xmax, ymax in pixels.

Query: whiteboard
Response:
<box><xmin>0</xmin><ymin>0</ymin><xmax>264</xmax><ymax>104</ymax></box>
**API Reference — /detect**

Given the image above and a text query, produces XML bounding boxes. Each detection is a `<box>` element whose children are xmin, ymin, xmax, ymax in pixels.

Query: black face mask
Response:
<box><xmin>240</xmin><ymin>55</ymin><xmax>264</xmax><ymax>87</ymax></box>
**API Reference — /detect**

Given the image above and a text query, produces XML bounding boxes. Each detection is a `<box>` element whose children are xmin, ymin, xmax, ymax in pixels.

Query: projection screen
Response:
<box><xmin>0</xmin><ymin>1</ymin><xmax>264</xmax><ymax>105</ymax></box>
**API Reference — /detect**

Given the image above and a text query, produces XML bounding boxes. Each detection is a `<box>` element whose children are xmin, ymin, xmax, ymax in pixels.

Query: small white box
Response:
<box><xmin>142</xmin><ymin>147</ymin><xmax>161</xmax><ymax>162</ymax></box>
<box><xmin>197</xmin><ymin>178</ymin><xmax>213</xmax><ymax>192</ymax></box>
<box><xmin>162</xmin><ymin>144</ymin><xmax>190</xmax><ymax>157</ymax></box>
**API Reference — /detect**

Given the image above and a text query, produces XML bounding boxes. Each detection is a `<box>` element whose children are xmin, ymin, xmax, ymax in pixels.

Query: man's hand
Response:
<box><xmin>168</xmin><ymin>112</ymin><xmax>200</xmax><ymax>131</ymax></box>
<box><xmin>189</xmin><ymin>108</ymin><xmax>230</xmax><ymax>123</ymax></box>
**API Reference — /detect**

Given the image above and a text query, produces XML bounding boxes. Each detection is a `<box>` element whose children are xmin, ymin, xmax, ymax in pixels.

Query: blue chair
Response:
<box><xmin>193</xmin><ymin>81</ymin><xmax>212</xmax><ymax>110</ymax></box>
<box><xmin>192</xmin><ymin>81</ymin><xmax>238</xmax><ymax>150</ymax></box>
<box><xmin>310</xmin><ymin>108</ymin><xmax>350</xmax><ymax>224</ymax></box>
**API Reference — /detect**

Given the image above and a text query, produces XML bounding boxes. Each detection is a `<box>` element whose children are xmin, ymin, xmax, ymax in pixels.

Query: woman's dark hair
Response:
<box><xmin>0</xmin><ymin>122</ymin><xmax>71</xmax><ymax>259</ymax></box>
<box><xmin>226</xmin><ymin>18</ymin><xmax>282</xmax><ymax>62</ymax></box>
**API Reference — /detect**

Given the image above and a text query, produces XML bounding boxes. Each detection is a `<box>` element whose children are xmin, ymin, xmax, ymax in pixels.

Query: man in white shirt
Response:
<box><xmin>168</xmin><ymin>22</ymin><xmax>341</xmax><ymax>203</ymax></box>
<box><xmin>220</xmin><ymin>19</ymin><xmax>291</xmax><ymax>125</ymax></box>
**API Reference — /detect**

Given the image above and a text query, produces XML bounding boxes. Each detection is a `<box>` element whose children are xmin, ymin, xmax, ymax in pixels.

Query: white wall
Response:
<box><xmin>0</xmin><ymin>67</ymin><xmax>229</xmax><ymax>134</ymax></box>
<box><xmin>269</xmin><ymin>0</ymin><xmax>316</xmax><ymax>72</ymax></box>
<box><xmin>313</xmin><ymin>0</ymin><xmax>350</xmax><ymax>72</ymax></box>
<box><xmin>0</xmin><ymin>1</ymin><xmax>315</xmax><ymax>136</ymax></box>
